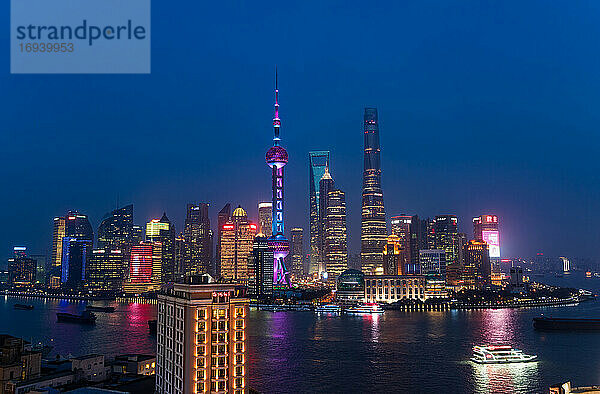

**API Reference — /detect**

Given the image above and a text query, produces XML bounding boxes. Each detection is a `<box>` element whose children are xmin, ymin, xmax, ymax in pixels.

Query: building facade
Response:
<box><xmin>61</xmin><ymin>238</ymin><xmax>92</xmax><ymax>289</ymax></box>
<box><xmin>248</xmin><ymin>235</ymin><xmax>274</xmax><ymax>300</ymax></box>
<box><xmin>289</xmin><ymin>228</ymin><xmax>304</xmax><ymax>278</ymax></box>
<box><xmin>86</xmin><ymin>249</ymin><xmax>126</xmax><ymax>292</ymax></box>
<box><xmin>219</xmin><ymin>207</ymin><xmax>257</xmax><ymax>283</ymax></box>
<box><xmin>257</xmin><ymin>203</ymin><xmax>272</xmax><ymax>238</ymax></box>
<box><xmin>7</xmin><ymin>248</ymin><xmax>37</xmax><ymax>286</ymax></box>
<box><xmin>156</xmin><ymin>278</ymin><xmax>248</xmax><ymax>394</ymax></box>
<box><xmin>364</xmin><ymin>275</ymin><xmax>426</xmax><ymax>303</ymax></box>
<box><xmin>464</xmin><ymin>240</ymin><xmax>491</xmax><ymax>289</ymax></box>
<box><xmin>308</xmin><ymin>151</ymin><xmax>330</xmax><ymax>275</ymax></box>
<box><xmin>147</xmin><ymin>214</ymin><xmax>176</xmax><ymax>283</ymax></box>
<box><xmin>360</xmin><ymin>108</ymin><xmax>387</xmax><ymax>274</ymax></box>
<box><xmin>97</xmin><ymin>204</ymin><xmax>134</xmax><ymax>253</ymax></box>
<box><xmin>183</xmin><ymin>204</ymin><xmax>212</xmax><ymax>278</ymax></box>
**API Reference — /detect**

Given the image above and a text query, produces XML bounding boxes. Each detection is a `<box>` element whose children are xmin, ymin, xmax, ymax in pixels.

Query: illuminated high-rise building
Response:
<box><xmin>464</xmin><ymin>240</ymin><xmax>491</xmax><ymax>289</ymax></box>
<box><xmin>308</xmin><ymin>150</ymin><xmax>330</xmax><ymax>274</ymax></box>
<box><xmin>123</xmin><ymin>242</ymin><xmax>162</xmax><ymax>293</ymax></box>
<box><xmin>156</xmin><ymin>277</ymin><xmax>248</xmax><ymax>394</ymax></box>
<box><xmin>419</xmin><ymin>249</ymin><xmax>446</xmax><ymax>277</ymax></box>
<box><xmin>248</xmin><ymin>235</ymin><xmax>274</xmax><ymax>299</ymax></box>
<box><xmin>147</xmin><ymin>213</ymin><xmax>176</xmax><ymax>283</ymax></box>
<box><xmin>390</xmin><ymin>215</ymin><xmax>412</xmax><ymax>273</ymax></box>
<box><xmin>258</xmin><ymin>202</ymin><xmax>273</xmax><ymax>238</ymax></box>
<box><xmin>7</xmin><ymin>247</ymin><xmax>37</xmax><ymax>286</ymax></box>
<box><xmin>360</xmin><ymin>108</ymin><xmax>387</xmax><ymax>274</ymax></box>
<box><xmin>318</xmin><ymin>165</ymin><xmax>335</xmax><ymax>276</ymax></box>
<box><xmin>183</xmin><ymin>203</ymin><xmax>212</xmax><ymax>277</ymax></box>
<box><xmin>382</xmin><ymin>235</ymin><xmax>404</xmax><ymax>275</ymax></box>
<box><xmin>473</xmin><ymin>214</ymin><xmax>500</xmax><ymax>273</ymax></box>
<box><xmin>560</xmin><ymin>256</ymin><xmax>570</xmax><ymax>273</ymax></box>
<box><xmin>65</xmin><ymin>211</ymin><xmax>94</xmax><ymax>244</ymax></box>
<box><xmin>290</xmin><ymin>228</ymin><xmax>304</xmax><ymax>278</ymax></box>
<box><xmin>51</xmin><ymin>216</ymin><xmax>66</xmax><ymax>269</ymax></box>
<box><xmin>433</xmin><ymin>215</ymin><xmax>459</xmax><ymax>285</ymax></box>
<box><xmin>61</xmin><ymin>237</ymin><xmax>92</xmax><ymax>289</ymax></box>
<box><xmin>97</xmin><ymin>204</ymin><xmax>134</xmax><ymax>253</ymax></box>
<box><xmin>216</xmin><ymin>203</ymin><xmax>231</xmax><ymax>276</ymax></box>
<box><xmin>324</xmin><ymin>189</ymin><xmax>348</xmax><ymax>280</ymax></box>
<box><xmin>86</xmin><ymin>249</ymin><xmax>126</xmax><ymax>292</ymax></box>
<box><xmin>266</xmin><ymin>71</ymin><xmax>290</xmax><ymax>286</ymax></box>
<box><xmin>220</xmin><ymin>206</ymin><xmax>257</xmax><ymax>283</ymax></box>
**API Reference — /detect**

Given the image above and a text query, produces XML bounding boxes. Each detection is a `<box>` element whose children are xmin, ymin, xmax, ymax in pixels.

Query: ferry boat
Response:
<box><xmin>315</xmin><ymin>304</ymin><xmax>341</xmax><ymax>313</ymax></box>
<box><xmin>56</xmin><ymin>311</ymin><xmax>97</xmax><ymax>324</ymax></box>
<box><xmin>471</xmin><ymin>345</ymin><xmax>537</xmax><ymax>364</ymax></box>
<box><xmin>345</xmin><ymin>303</ymin><xmax>384</xmax><ymax>314</ymax></box>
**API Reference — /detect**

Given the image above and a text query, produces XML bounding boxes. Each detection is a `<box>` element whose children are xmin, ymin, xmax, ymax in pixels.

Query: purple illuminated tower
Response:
<box><xmin>266</xmin><ymin>70</ymin><xmax>291</xmax><ymax>287</ymax></box>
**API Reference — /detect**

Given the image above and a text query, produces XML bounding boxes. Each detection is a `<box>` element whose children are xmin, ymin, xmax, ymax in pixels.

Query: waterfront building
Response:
<box><xmin>265</xmin><ymin>73</ymin><xmax>291</xmax><ymax>286</ymax></box>
<box><xmin>433</xmin><ymin>215</ymin><xmax>459</xmax><ymax>285</ymax></box>
<box><xmin>65</xmin><ymin>211</ymin><xmax>94</xmax><ymax>244</ymax></box>
<box><xmin>360</xmin><ymin>108</ymin><xmax>387</xmax><ymax>274</ymax></box>
<box><xmin>86</xmin><ymin>249</ymin><xmax>126</xmax><ymax>292</ymax></box>
<box><xmin>382</xmin><ymin>235</ymin><xmax>405</xmax><ymax>275</ymax></box>
<box><xmin>336</xmin><ymin>269</ymin><xmax>365</xmax><ymax>305</ymax></box>
<box><xmin>308</xmin><ymin>150</ymin><xmax>330</xmax><ymax>275</ymax></box>
<box><xmin>290</xmin><ymin>228</ymin><xmax>304</xmax><ymax>278</ymax></box>
<box><xmin>0</xmin><ymin>335</ymin><xmax>42</xmax><ymax>394</ymax></box>
<box><xmin>51</xmin><ymin>216</ymin><xmax>66</xmax><ymax>270</ymax></box>
<box><xmin>509</xmin><ymin>266</ymin><xmax>525</xmax><ymax>292</ymax></box>
<box><xmin>560</xmin><ymin>256</ymin><xmax>570</xmax><ymax>273</ymax></box>
<box><xmin>258</xmin><ymin>202</ymin><xmax>273</xmax><ymax>238</ymax></box>
<box><xmin>473</xmin><ymin>214</ymin><xmax>500</xmax><ymax>273</ymax></box>
<box><xmin>324</xmin><ymin>189</ymin><xmax>348</xmax><ymax>280</ymax></box>
<box><xmin>123</xmin><ymin>242</ymin><xmax>162</xmax><ymax>294</ymax></box>
<box><xmin>419</xmin><ymin>249</ymin><xmax>446</xmax><ymax>277</ymax></box>
<box><xmin>30</xmin><ymin>254</ymin><xmax>47</xmax><ymax>284</ymax></box>
<box><xmin>7</xmin><ymin>247</ymin><xmax>37</xmax><ymax>286</ymax></box>
<box><xmin>216</xmin><ymin>203</ymin><xmax>231</xmax><ymax>276</ymax></box>
<box><xmin>61</xmin><ymin>237</ymin><xmax>92</xmax><ymax>289</ymax></box>
<box><xmin>183</xmin><ymin>203</ymin><xmax>212</xmax><ymax>277</ymax></box>
<box><xmin>390</xmin><ymin>215</ymin><xmax>412</xmax><ymax>270</ymax></box>
<box><xmin>97</xmin><ymin>204</ymin><xmax>134</xmax><ymax>253</ymax></box>
<box><xmin>423</xmin><ymin>277</ymin><xmax>448</xmax><ymax>299</ymax></box>
<box><xmin>147</xmin><ymin>214</ymin><xmax>176</xmax><ymax>283</ymax></box>
<box><xmin>248</xmin><ymin>235</ymin><xmax>274</xmax><ymax>299</ymax></box>
<box><xmin>464</xmin><ymin>240</ymin><xmax>491</xmax><ymax>289</ymax></box>
<box><xmin>155</xmin><ymin>276</ymin><xmax>248</xmax><ymax>394</ymax></box>
<box><xmin>220</xmin><ymin>206</ymin><xmax>257</xmax><ymax>283</ymax></box>
<box><xmin>364</xmin><ymin>275</ymin><xmax>426</xmax><ymax>303</ymax></box>
<box><xmin>318</xmin><ymin>166</ymin><xmax>335</xmax><ymax>276</ymax></box>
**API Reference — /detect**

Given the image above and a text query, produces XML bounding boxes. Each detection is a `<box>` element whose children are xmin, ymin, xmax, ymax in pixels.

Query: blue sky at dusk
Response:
<box><xmin>1</xmin><ymin>1</ymin><xmax>600</xmax><ymax>261</ymax></box>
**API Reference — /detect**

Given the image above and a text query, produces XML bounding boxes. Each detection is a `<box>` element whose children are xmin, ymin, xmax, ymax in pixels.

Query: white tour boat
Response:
<box><xmin>345</xmin><ymin>303</ymin><xmax>384</xmax><ymax>314</ymax></box>
<box><xmin>471</xmin><ymin>345</ymin><xmax>537</xmax><ymax>364</ymax></box>
<box><xmin>315</xmin><ymin>304</ymin><xmax>342</xmax><ymax>313</ymax></box>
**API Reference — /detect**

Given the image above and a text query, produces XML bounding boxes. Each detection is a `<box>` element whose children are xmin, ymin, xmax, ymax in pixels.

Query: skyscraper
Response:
<box><xmin>123</xmin><ymin>242</ymin><xmax>162</xmax><ymax>293</ymax></box>
<box><xmin>8</xmin><ymin>247</ymin><xmax>37</xmax><ymax>286</ymax></box>
<box><xmin>156</xmin><ymin>278</ymin><xmax>248</xmax><ymax>394</ymax></box>
<box><xmin>433</xmin><ymin>215</ymin><xmax>459</xmax><ymax>286</ymax></box>
<box><xmin>51</xmin><ymin>216</ymin><xmax>66</xmax><ymax>269</ymax></box>
<box><xmin>318</xmin><ymin>165</ymin><xmax>335</xmax><ymax>276</ymax></box>
<box><xmin>390</xmin><ymin>215</ymin><xmax>412</xmax><ymax>273</ymax></box>
<box><xmin>473</xmin><ymin>214</ymin><xmax>500</xmax><ymax>273</ymax></box>
<box><xmin>97</xmin><ymin>204</ymin><xmax>134</xmax><ymax>253</ymax></box>
<box><xmin>216</xmin><ymin>203</ymin><xmax>231</xmax><ymax>276</ymax></box>
<box><xmin>183</xmin><ymin>203</ymin><xmax>212</xmax><ymax>277</ymax></box>
<box><xmin>61</xmin><ymin>237</ymin><xmax>91</xmax><ymax>289</ymax></box>
<box><xmin>147</xmin><ymin>214</ymin><xmax>176</xmax><ymax>283</ymax></box>
<box><xmin>308</xmin><ymin>150</ymin><xmax>329</xmax><ymax>274</ymax></box>
<box><xmin>86</xmin><ymin>249</ymin><xmax>126</xmax><ymax>292</ymax></box>
<box><xmin>258</xmin><ymin>202</ymin><xmax>273</xmax><ymax>238</ymax></box>
<box><xmin>266</xmin><ymin>71</ymin><xmax>290</xmax><ymax>286</ymax></box>
<box><xmin>248</xmin><ymin>235</ymin><xmax>274</xmax><ymax>299</ymax></box>
<box><xmin>419</xmin><ymin>249</ymin><xmax>447</xmax><ymax>277</ymax></box>
<box><xmin>464</xmin><ymin>240</ymin><xmax>491</xmax><ymax>289</ymax></box>
<box><xmin>324</xmin><ymin>189</ymin><xmax>349</xmax><ymax>280</ymax></box>
<box><xmin>382</xmin><ymin>235</ymin><xmax>404</xmax><ymax>275</ymax></box>
<box><xmin>361</xmin><ymin>107</ymin><xmax>387</xmax><ymax>274</ymax></box>
<box><xmin>290</xmin><ymin>228</ymin><xmax>304</xmax><ymax>278</ymax></box>
<box><xmin>65</xmin><ymin>211</ymin><xmax>94</xmax><ymax>244</ymax></box>
<box><xmin>220</xmin><ymin>206</ymin><xmax>257</xmax><ymax>283</ymax></box>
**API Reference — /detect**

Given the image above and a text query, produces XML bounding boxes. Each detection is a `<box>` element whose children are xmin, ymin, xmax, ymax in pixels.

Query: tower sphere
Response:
<box><xmin>266</xmin><ymin>145</ymin><xmax>288</xmax><ymax>168</ymax></box>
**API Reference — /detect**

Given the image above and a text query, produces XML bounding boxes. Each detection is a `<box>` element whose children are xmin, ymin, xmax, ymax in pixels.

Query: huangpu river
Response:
<box><xmin>2</xmin><ymin>273</ymin><xmax>600</xmax><ymax>393</ymax></box>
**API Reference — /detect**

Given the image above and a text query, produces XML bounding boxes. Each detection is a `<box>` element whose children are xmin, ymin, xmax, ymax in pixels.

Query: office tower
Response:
<box><xmin>156</xmin><ymin>278</ymin><xmax>248</xmax><ymax>394</ymax></box>
<box><xmin>464</xmin><ymin>240</ymin><xmax>491</xmax><ymax>289</ymax></box>
<box><xmin>174</xmin><ymin>234</ymin><xmax>185</xmax><ymax>281</ymax></box>
<box><xmin>382</xmin><ymin>235</ymin><xmax>404</xmax><ymax>275</ymax></box>
<box><xmin>408</xmin><ymin>215</ymin><xmax>421</xmax><ymax>270</ymax></box>
<box><xmin>324</xmin><ymin>189</ymin><xmax>349</xmax><ymax>280</ymax></box>
<box><xmin>419</xmin><ymin>249</ymin><xmax>447</xmax><ymax>277</ymax></box>
<box><xmin>308</xmin><ymin>150</ymin><xmax>330</xmax><ymax>274</ymax></box>
<box><xmin>183</xmin><ymin>203</ymin><xmax>212</xmax><ymax>277</ymax></box>
<box><xmin>147</xmin><ymin>214</ymin><xmax>176</xmax><ymax>283</ymax></box>
<box><xmin>86</xmin><ymin>249</ymin><xmax>125</xmax><ymax>292</ymax></box>
<box><xmin>220</xmin><ymin>207</ymin><xmax>257</xmax><ymax>283</ymax></box>
<box><xmin>419</xmin><ymin>218</ymin><xmax>436</xmax><ymax>250</ymax></box>
<box><xmin>560</xmin><ymin>257</ymin><xmax>570</xmax><ymax>273</ymax></box>
<box><xmin>65</xmin><ymin>211</ymin><xmax>94</xmax><ymax>243</ymax></box>
<box><xmin>258</xmin><ymin>202</ymin><xmax>273</xmax><ymax>237</ymax></box>
<box><xmin>124</xmin><ymin>242</ymin><xmax>162</xmax><ymax>293</ymax></box>
<box><xmin>390</xmin><ymin>215</ymin><xmax>412</xmax><ymax>272</ymax></box>
<box><xmin>265</xmin><ymin>72</ymin><xmax>290</xmax><ymax>287</ymax></box>
<box><xmin>318</xmin><ymin>165</ymin><xmax>335</xmax><ymax>275</ymax></box>
<box><xmin>290</xmin><ymin>228</ymin><xmax>304</xmax><ymax>278</ymax></box>
<box><xmin>248</xmin><ymin>235</ymin><xmax>274</xmax><ymax>299</ymax></box>
<box><xmin>216</xmin><ymin>203</ymin><xmax>231</xmax><ymax>276</ymax></box>
<box><xmin>361</xmin><ymin>108</ymin><xmax>387</xmax><ymax>274</ymax></box>
<box><xmin>132</xmin><ymin>225</ymin><xmax>144</xmax><ymax>244</ymax></box>
<box><xmin>7</xmin><ymin>247</ymin><xmax>37</xmax><ymax>286</ymax></box>
<box><xmin>97</xmin><ymin>204</ymin><xmax>134</xmax><ymax>252</ymax></box>
<box><xmin>61</xmin><ymin>237</ymin><xmax>91</xmax><ymax>289</ymax></box>
<box><xmin>433</xmin><ymin>215</ymin><xmax>459</xmax><ymax>285</ymax></box>
<box><xmin>473</xmin><ymin>214</ymin><xmax>500</xmax><ymax>274</ymax></box>
<box><xmin>51</xmin><ymin>216</ymin><xmax>66</xmax><ymax>269</ymax></box>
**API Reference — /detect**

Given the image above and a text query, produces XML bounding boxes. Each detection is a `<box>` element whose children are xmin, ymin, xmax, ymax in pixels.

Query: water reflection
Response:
<box><xmin>471</xmin><ymin>361</ymin><xmax>540</xmax><ymax>393</ymax></box>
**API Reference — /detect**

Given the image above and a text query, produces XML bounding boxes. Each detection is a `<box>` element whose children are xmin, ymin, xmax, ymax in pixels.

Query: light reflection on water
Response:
<box><xmin>471</xmin><ymin>361</ymin><xmax>540</xmax><ymax>394</ymax></box>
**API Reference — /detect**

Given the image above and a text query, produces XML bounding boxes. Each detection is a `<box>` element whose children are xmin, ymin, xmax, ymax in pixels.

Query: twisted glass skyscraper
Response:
<box><xmin>360</xmin><ymin>107</ymin><xmax>387</xmax><ymax>274</ymax></box>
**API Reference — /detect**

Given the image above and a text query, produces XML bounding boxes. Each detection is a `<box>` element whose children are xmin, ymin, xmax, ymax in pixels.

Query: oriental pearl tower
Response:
<box><xmin>266</xmin><ymin>69</ymin><xmax>291</xmax><ymax>287</ymax></box>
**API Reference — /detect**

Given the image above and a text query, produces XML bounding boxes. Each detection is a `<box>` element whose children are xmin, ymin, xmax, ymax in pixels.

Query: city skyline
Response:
<box><xmin>2</xmin><ymin>2</ymin><xmax>600</xmax><ymax>262</ymax></box>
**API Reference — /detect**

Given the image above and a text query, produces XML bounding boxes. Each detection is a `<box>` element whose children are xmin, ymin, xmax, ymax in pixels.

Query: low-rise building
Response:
<box><xmin>364</xmin><ymin>275</ymin><xmax>427</xmax><ymax>303</ymax></box>
<box><xmin>113</xmin><ymin>355</ymin><xmax>156</xmax><ymax>376</ymax></box>
<box><xmin>0</xmin><ymin>335</ymin><xmax>41</xmax><ymax>394</ymax></box>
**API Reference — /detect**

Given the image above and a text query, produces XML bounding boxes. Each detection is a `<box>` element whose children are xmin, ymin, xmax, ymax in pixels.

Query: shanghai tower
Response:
<box><xmin>360</xmin><ymin>107</ymin><xmax>387</xmax><ymax>274</ymax></box>
<box><xmin>266</xmin><ymin>70</ymin><xmax>291</xmax><ymax>286</ymax></box>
